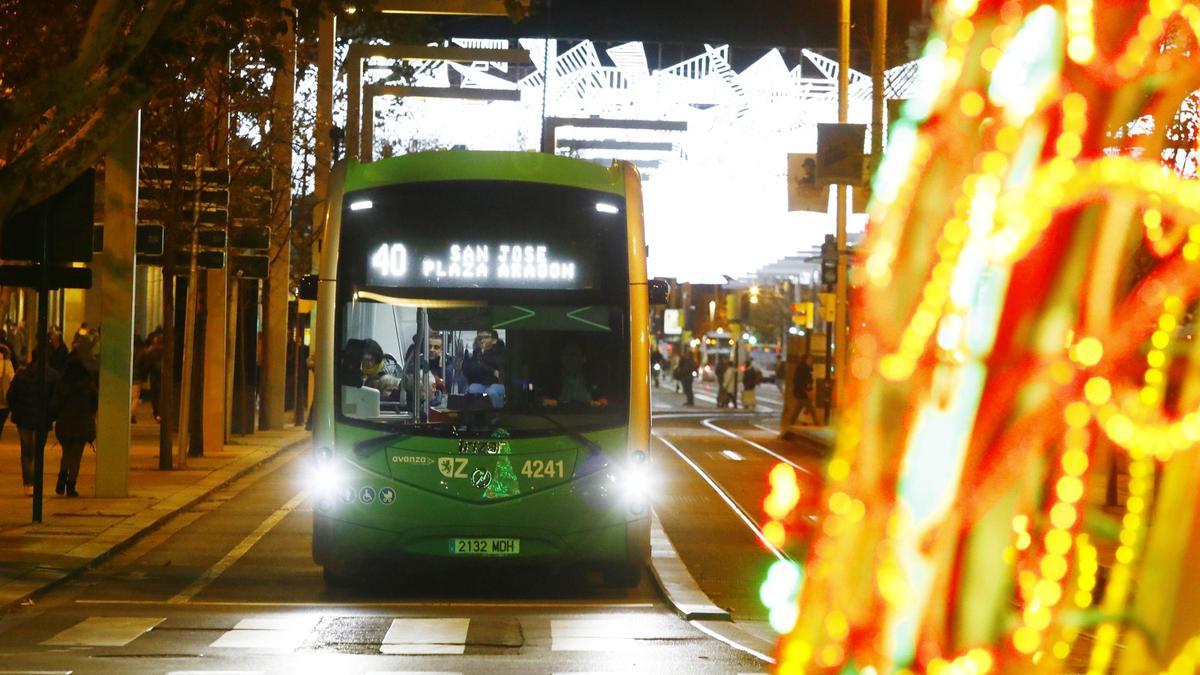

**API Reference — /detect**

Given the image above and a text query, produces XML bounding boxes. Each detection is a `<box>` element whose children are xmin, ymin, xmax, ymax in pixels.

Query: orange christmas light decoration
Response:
<box><xmin>770</xmin><ymin>1</ymin><xmax>1200</xmax><ymax>672</ymax></box>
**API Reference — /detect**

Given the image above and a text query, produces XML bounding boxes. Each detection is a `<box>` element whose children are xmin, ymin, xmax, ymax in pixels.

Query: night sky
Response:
<box><xmin>433</xmin><ymin>1</ymin><xmax>926</xmax><ymax>55</ymax></box>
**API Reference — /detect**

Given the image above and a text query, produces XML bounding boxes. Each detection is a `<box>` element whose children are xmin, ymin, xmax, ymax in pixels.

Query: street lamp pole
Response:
<box><xmin>872</xmin><ymin>0</ymin><xmax>887</xmax><ymax>159</ymax></box>
<box><xmin>834</xmin><ymin>0</ymin><xmax>851</xmax><ymax>420</ymax></box>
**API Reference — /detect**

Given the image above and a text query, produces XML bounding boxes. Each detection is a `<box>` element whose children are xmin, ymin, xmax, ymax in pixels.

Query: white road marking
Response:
<box><xmin>165</xmin><ymin>667</ymin><xmax>264</xmax><ymax>672</ymax></box>
<box><xmin>209</xmin><ymin>616</ymin><xmax>318</xmax><ymax>650</ymax></box>
<box><xmin>652</xmin><ymin>433</ymin><xmax>789</xmax><ymax>562</ymax></box>
<box><xmin>40</xmin><ymin>616</ymin><xmax>164</xmax><ymax>647</ymax></box>
<box><xmin>701</xmin><ymin>418</ymin><xmax>816</xmax><ymax>477</ymax></box>
<box><xmin>168</xmin><ymin>490</ymin><xmax>308</xmax><ymax>604</ymax></box>
<box><xmin>752</xmin><ymin>423</ymin><xmax>779</xmax><ymax>434</ymax></box>
<box><xmin>690</xmin><ymin>620</ymin><xmax>777</xmax><ymax>664</ymax></box>
<box><xmin>380</xmin><ymin>618</ymin><xmax>470</xmax><ymax>655</ymax></box>
<box><xmin>76</xmin><ymin>599</ymin><xmax>653</xmax><ymax>609</ymax></box>
<box><xmin>720</xmin><ymin>449</ymin><xmax>745</xmax><ymax>461</ymax></box>
<box><xmin>550</xmin><ymin>618</ymin><xmax>644</xmax><ymax>651</ymax></box>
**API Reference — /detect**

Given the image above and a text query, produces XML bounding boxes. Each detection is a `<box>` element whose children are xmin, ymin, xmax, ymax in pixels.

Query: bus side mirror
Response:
<box><xmin>298</xmin><ymin>273</ymin><xmax>318</xmax><ymax>300</ymax></box>
<box><xmin>648</xmin><ymin>278</ymin><xmax>670</xmax><ymax>305</ymax></box>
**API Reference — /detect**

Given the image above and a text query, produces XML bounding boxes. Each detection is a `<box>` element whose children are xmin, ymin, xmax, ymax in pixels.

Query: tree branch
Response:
<box><xmin>1</xmin><ymin>0</ymin><xmax>176</xmax><ymax>163</ymax></box>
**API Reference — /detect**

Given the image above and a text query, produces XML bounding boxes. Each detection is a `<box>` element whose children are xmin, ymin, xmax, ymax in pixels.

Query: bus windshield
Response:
<box><xmin>337</xmin><ymin>295</ymin><xmax>629</xmax><ymax>435</ymax></box>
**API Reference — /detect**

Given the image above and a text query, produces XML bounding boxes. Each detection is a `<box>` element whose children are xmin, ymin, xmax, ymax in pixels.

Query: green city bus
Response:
<box><xmin>306</xmin><ymin>150</ymin><xmax>654</xmax><ymax>587</ymax></box>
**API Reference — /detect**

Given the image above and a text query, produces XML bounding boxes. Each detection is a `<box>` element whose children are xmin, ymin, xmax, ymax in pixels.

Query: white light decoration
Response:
<box><xmin>352</xmin><ymin>39</ymin><xmax>926</xmax><ymax>282</ymax></box>
<box><xmin>595</xmin><ymin>202</ymin><xmax>619</xmax><ymax>214</ymax></box>
<box><xmin>349</xmin><ymin>199</ymin><xmax>374</xmax><ymax>211</ymax></box>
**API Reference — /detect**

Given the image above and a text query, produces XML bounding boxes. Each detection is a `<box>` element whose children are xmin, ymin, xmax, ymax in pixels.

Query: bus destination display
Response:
<box><xmin>365</xmin><ymin>242</ymin><xmax>590</xmax><ymax>289</ymax></box>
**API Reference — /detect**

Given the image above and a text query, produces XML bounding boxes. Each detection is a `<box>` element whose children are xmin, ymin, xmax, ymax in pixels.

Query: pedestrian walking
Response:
<box><xmin>784</xmin><ymin>353</ymin><xmax>820</xmax><ymax>426</ymax></box>
<box><xmin>46</xmin><ymin>330</ymin><xmax>68</xmax><ymax>373</ymax></box>
<box><xmin>742</xmin><ymin>359</ymin><xmax>762</xmax><ymax>411</ymax></box>
<box><xmin>675</xmin><ymin>350</ymin><xmax>696</xmax><ymax>406</ymax></box>
<box><xmin>669</xmin><ymin>351</ymin><xmax>681</xmax><ymax>393</ymax></box>
<box><xmin>650</xmin><ymin>348</ymin><xmax>665</xmax><ymax>388</ymax></box>
<box><xmin>7</xmin><ymin>350</ymin><xmax>59</xmax><ymax>496</ymax></box>
<box><xmin>51</xmin><ymin>354</ymin><xmax>97</xmax><ymax>498</ymax></box>
<box><xmin>142</xmin><ymin>330</ymin><xmax>164</xmax><ymax>422</ymax></box>
<box><xmin>719</xmin><ymin>356</ymin><xmax>736</xmax><ymax>408</ymax></box>
<box><xmin>0</xmin><ymin>344</ymin><xmax>15</xmax><ymax>440</ymax></box>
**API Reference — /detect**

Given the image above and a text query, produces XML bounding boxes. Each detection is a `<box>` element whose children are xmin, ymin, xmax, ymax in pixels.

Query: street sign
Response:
<box><xmin>663</xmin><ymin>308</ymin><xmax>683</xmax><ymax>335</ymax></box>
<box><xmin>1</xmin><ymin>170</ymin><xmax>96</xmax><ymax>264</ymax></box>
<box><xmin>232</xmin><ymin>254</ymin><xmax>269</xmax><ymax>279</ymax></box>
<box><xmin>229</xmin><ymin>226</ymin><xmax>270</xmax><ymax>250</ymax></box>
<box><xmin>818</xmin><ymin>292</ymin><xmax>836</xmax><ymax>323</ymax></box>
<box><xmin>138</xmin><ymin>163</ymin><xmax>230</xmax><ymax>229</ymax></box>
<box><xmin>787</xmin><ymin>153</ymin><xmax>830</xmax><ymax>213</ymax></box>
<box><xmin>197</xmin><ymin>228</ymin><xmax>227</xmax><ymax>249</ymax></box>
<box><xmin>792</xmin><ymin>301</ymin><xmax>814</xmax><ymax>329</ymax></box>
<box><xmin>140</xmin><ymin>250</ymin><xmax>225</xmax><ymax>270</ymax></box>
<box><xmin>142</xmin><ymin>165</ymin><xmax>229</xmax><ymax>184</ymax></box>
<box><xmin>0</xmin><ymin>264</ymin><xmax>92</xmax><ymax>289</ymax></box>
<box><xmin>136</xmin><ymin>225</ymin><xmax>165</xmax><ymax>255</ymax></box>
<box><xmin>140</xmin><ymin>185</ymin><xmax>229</xmax><ymax>207</ymax></box>
<box><xmin>816</xmin><ymin>123</ymin><xmax>867</xmax><ymax>186</ymax></box>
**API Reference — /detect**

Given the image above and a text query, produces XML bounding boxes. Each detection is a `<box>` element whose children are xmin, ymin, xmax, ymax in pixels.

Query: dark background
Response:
<box><xmin>433</xmin><ymin>0</ymin><xmax>931</xmax><ymax>64</ymax></box>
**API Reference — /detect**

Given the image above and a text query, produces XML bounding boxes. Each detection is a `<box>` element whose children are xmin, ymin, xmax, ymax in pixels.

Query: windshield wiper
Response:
<box><xmin>504</xmin><ymin>409</ymin><xmax>603</xmax><ymax>455</ymax></box>
<box><xmin>352</xmin><ymin>421</ymin><xmax>459</xmax><ymax>456</ymax></box>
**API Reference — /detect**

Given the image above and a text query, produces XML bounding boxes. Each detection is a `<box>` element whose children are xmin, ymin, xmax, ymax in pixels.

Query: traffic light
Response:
<box><xmin>749</xmin><ymin>285</ymin><xmax>760</xmax><ymax>304</ymax></box>
<box><xmin>820</xmin><ymin>234</ymin><xmax>837</xmax><ymax>289</ymax></box>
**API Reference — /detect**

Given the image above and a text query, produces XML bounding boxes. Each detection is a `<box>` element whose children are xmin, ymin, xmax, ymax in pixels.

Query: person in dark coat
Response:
<box><xmin>46</xmin><ymin>331</ymin><xmax>68</xmax><ymax>374</ymax></box>
<box><xmin>675</xmin><ymin>350</ymin><xmax>696</xmax><ymax>406</ymax></box>
<box><xmin>51</xmin><ymin>355</ymin><xmax>97</xmax><ymax>498</ymax></box>
<box><xmin>7</xmin><ymin>349</ymin><xmax>59</xmax><ymax>496</ymax></box>
<box><xmin>463</xmin><ymin>329</ymin><xmax>506</xmax><ymax>408</ymax></box>
<box><xmin>140</xmin><ymin>331</ymin><xmax>164</xmax><ymax>422</ymax></box>
<box><xmin>784</xmin><ymin>353</ymin><xmax>820</xmax><ymax>426</ymax></box>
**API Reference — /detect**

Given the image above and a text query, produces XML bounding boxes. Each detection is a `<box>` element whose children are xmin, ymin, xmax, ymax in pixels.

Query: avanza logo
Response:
<box><xmin>391</xmin><ymin>455</ymin><xmax>434</xmax><ymax>465</ymax></box>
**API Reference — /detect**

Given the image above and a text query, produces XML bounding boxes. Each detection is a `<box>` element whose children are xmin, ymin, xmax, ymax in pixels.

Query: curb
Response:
<box><xmin>647</xmin><ymin>510</ymin><xmax>729</xmax><ymax>621</ymax></box>
<box><xmin>0</xmin><ymin>431</ymin><xmax>311</xmax><ymax>614</ymax></box>
<box><xmin>646</xmin><ymin>510</ymin><xmax>778</xmax><ymax>663</ymax></box>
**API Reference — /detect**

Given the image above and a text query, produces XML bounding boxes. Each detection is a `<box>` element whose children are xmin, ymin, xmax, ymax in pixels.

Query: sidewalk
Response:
<box><xmin>0</xmin><ymin>400</ymin><xmax>310</xmax><ymax>613</ymax></box>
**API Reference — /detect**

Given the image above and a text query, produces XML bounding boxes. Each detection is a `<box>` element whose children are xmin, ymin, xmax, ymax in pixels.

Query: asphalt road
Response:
<box><xmin>0</xmin><ymin>394</ymin><xmax>825</xmax><ymax>674</ymax></box>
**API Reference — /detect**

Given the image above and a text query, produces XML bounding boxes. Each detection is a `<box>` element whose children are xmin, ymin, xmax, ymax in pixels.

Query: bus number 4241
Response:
<box><xmin>520</xmin><ymin>459</ymin><xmax>565</xmax><ymax>479</ymax></box>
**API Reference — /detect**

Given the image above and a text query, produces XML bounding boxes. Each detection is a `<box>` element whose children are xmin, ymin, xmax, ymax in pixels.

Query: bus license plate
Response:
<box><xmin>450</xmin><ymin>538</ymin><xmax>520</xmax><ymax>556</ymax></box>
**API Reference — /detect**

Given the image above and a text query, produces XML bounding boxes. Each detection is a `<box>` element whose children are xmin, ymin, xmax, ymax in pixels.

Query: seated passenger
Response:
<box><xmin>542</xmin><ymin>342</ymin><xmax>608</xmax><ymax>408</ymax></box>
<box><xmin>361</xmin><ymin>338</ymin><xmax>404</xmax><ymax>401</ymax></box>
<box><xmin>462</xmin><ymin>329</ymin><xmax>505</xmax><ymax>408</ymax></box>
<box><xmin>404</xmin><ymin>334</ymin><xmax>446</xmax><ymax>407</ymax></box>
<box><xmin>338</xmin><ymin>339</ymin><xmax>368</xmax><ymax>388</ymax></box>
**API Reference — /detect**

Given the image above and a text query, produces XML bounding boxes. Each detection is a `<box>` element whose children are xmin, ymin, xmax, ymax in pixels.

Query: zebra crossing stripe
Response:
<box><xmin>380</xmin><ymin>618</ymin><xmax>470</xmax><ymax>655</ymax></box>
<box><xmin>549</xmin><ymin>618</ymin><xmax>653</xmax><ymax>651</ymax></box>
<box><xmin>209</xmin><ymin>616</ymin><xmax>317</xmax><ymax>650</ymax></box>
<box><xmin>40</xmin><ymin>616</ymin><xmax>165</xmax><ymax>647</ymax></box>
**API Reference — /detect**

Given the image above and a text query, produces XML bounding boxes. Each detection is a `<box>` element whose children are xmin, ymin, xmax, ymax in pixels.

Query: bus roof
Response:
<box><xmin>344</xmin><ymin>151</ymin><xmax>627</xmax><ymax>197</ymax></box>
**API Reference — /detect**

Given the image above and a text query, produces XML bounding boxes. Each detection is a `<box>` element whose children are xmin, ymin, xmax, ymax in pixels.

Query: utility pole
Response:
<box><xmin>306</xmin><ymin>11</ymin><xmax>335</xmax><ymax>427</ymax></box>
<box><xmin>262</xmin><ymin>0</ymin><xmax>296</xmax><ymax>430</ymax></box>
<box><xmin>872</xmin><ymin>0</ymin><xmax>887</xmax><ymax>159</ymax></box>
<box><xmin>96</xmin><ymin>113</ymin><xmax>139</xmax><ymax>496</ymax></box>
<box><xmin>203</xmin><ymin>58</ymin><xmax>231</xmax><ymax>454</ymax></box>
<box><xmin>175</xmin><ymin>155</ymin><xmax>204</xmax><ymax>467</ymax></box>
<box><xmin>834</xmin><ymin>0</ymin><xmax>851</xmax><ymax>420</ymax></box>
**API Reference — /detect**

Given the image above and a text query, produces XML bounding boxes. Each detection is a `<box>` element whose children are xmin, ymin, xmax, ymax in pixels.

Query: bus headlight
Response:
<box><xmin>618</xmin><ymin>452</ymin><xmax>653</xmax><ymax>514</ymax></box>
<box><xmin>306</xmin><ymin>448</ymin><xmax>344</xmax><ymax>504</ymax></box>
